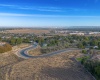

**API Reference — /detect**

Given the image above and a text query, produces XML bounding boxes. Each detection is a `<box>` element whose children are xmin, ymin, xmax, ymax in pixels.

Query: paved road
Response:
<box><xmin>17</xmin><ymin>44</ymin><xmax>79</xmax><ymax>59</ymax></box>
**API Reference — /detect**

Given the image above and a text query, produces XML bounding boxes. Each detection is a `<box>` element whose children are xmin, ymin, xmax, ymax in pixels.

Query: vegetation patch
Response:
<box><xmin>0</xmin><ymin>43</ymin><xmax>12</xmax><ymax>53</ymax></box>
<box><xmin>77</xmin><ymin>56</ymin><xmax>100</xmax><ymax>80</ymax></box>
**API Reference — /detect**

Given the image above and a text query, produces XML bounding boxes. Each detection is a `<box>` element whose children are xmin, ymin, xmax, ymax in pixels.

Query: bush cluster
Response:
<box><xmin>80</xmin><ymin>57</ymin><xmax>100</xmax><ymax>80</ymax></box>
<box><xmin>0</xmin><ymin>43</ymin><xmax>12</xmax><ymax>53</ymax></box>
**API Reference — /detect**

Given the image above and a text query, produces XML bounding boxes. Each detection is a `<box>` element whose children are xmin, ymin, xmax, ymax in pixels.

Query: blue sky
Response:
<box><xmin>0</xmin><ymin>0</ymin><xmax>100</xmax><ymax>27</ymax></box>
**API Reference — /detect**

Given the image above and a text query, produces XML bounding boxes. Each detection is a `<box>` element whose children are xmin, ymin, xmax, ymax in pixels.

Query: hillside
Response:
<box><xmin>0</xmin><ymin>50</ymin><xmax>95</xmax><ymax>80</ymax></box>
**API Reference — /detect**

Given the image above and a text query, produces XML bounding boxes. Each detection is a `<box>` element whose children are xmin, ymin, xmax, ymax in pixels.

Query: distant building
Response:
<box><xmin>55</xmin><ymin>30</ymin><xmax>68</xmax><ymax>34</ymax></box>
<box><xmin>29</xmin><ymin>41</ymin><xmax>33</xmax><ymax>43</ymax></box>
<box><xmin>42</xmin><ymin>43</ymin><xmax>47</xmax><ymax>47</ymax></box>
<box><xmin>69</xmin><ymin>32</ymin><xmax>84</xmax><ymax>35</ymax></box>
<box><xmin>93</xmin><ymin>46</ymin><xmax>98</xmax><ymax>49</ymax></box>
<box><xmin>88</xmin><ymin>32</ymin><xmax>100</xmax><ymax>35</ymax></box>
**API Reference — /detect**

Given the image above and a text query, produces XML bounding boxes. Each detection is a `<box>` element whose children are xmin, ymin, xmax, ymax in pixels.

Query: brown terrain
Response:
<box><xmin>4</xmin><ymin>29</ymin><xmax>50</xmax><ymax>34</ymax></box>
<box><xmin>0</xmin><ymin>45</ymin><xmax>95</xmax><ymax>80</ymax></box>
<box><xmin>28</xmin><ymin>46</ymin><xmax>42</xmax><ymax>56</ymax></box>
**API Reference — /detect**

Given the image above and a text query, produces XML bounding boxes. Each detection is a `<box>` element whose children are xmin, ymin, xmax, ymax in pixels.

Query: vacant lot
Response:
<box><xmin>5</xmin><ymin>29</ymin><xmax>50</xmax><ymax>34</ymax></box>
<box><xmin>0</xmin><ymin>50</ymin><xmax>95</xmax><ymax>80</ymax></box>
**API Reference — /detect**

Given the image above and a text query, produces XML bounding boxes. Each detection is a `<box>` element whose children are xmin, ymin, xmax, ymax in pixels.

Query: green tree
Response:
<box><xmin>16</xmin><ymin>38</ymin><xmax>22</xmax><ymax>44</ymax></box>
<box><xmin>0</xmin><ymin>43</ymin><xmax>12</xmax><ymax>53</ymax></box>
<box><xmin>23</xmin><ymin>38</ymin><xmax>30</xmax><ymax>43</ymax></box>
<box><xmin>77</xmin><ymin>43</ymin><xmax>85</xmax><ymax>49</ymax></box>
<box><xmin>82</xmin><ymin>41</ymin><xmax>88</xmax><ymax>46</ymax></box>
<box><xmin>90</xmin><ymin>40</ymin><xmax>98</xmax><ymax>46</ymax></box>
<box><xmin>10</xmin><ymin>38</ymin><xmax>16</xmax><ymax>45</ymax></box>
<box><xmin>82</xmin><ymin>50</ymin><xmax>87</xmax><ymax>54</ymax></box>
<box><xmin>95</xmin><ymin>66</ymin><xmax>100</xmax><ymax>77</ymax></box>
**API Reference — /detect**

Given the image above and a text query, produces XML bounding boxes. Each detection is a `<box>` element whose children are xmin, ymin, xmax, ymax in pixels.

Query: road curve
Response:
<box><xmin>16</xmin><ymin>43</ymin><xmax>79</xmax><ymax>59</ymax></box>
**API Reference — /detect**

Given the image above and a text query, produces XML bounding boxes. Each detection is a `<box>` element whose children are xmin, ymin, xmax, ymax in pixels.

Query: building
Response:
<box><xmin>88</xmin><ymin>32</ymin><xmax>100</xmax><ymax>35</ymax></box>
<box><xmin>55</xmin><ymin>30</ymin><xmax>68</xmax><ymax>34</ymax></box>
<box><xmin>69</xmin><ymin>32</ymin><xmax>84</xmax><ymax>35</ymax></box>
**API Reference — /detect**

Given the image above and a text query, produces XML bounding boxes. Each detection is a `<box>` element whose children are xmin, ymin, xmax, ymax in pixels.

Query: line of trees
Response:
<box><xmin>2</xmin><ymin>34</ymin><xmax>100</xmax><ymax>49</ymax></box>
<box><xmin>10</xmin><ymin>38</ymin><xmax>30</xmax><ymax>45</ymax></box>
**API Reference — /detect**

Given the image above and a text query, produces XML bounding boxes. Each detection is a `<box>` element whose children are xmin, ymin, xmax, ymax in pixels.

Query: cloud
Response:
<box><xmin>0</xmin><ymin>12</ymin><xmax>100</xmax><ymax>18</ymax></box>
<box><xmin>0</xmin><ymin>4</ymin><xmax>63</xmax><ymax>12</ymax></box>
<box><xmin>36</xmin><ymin>8</ymin><xmax>62</xmax><ymax>12</ymax></box>
<box><xmin>17</xmin><ymin>7</ymin><xmax>62</xmax><ymax>12</ymax></box>
<box><xmin>16</xmin><ymin>6</ymin><xmax>63</xmax><ymax>12</ymax></box>
<box><xmin>0</xmin><ymin>3</ymin><xmax>88</xmax><ymax>14</ymax></box>
<box><xmin>16</xmin><ymin>6</ymin><xmax>85</xmax><ymax>12</ymax></box>
<box><xmin>0</xmin><ymin>13</ymin><xmax>31</xmax><ymax>16</ymax></box>
<box><xmin>0</xmin><ymin>13</ymin><xmax>65</xmax><ymax>17</ymax></box>
<box><xmin>0</xmin><ymin>4</ymin><xmax>85</xmax><ymax>12</ymax></box>
<box><xmin>0</xmin><ymin>4</ymin><xmax>15</xmax><ymax>7</ymax></box>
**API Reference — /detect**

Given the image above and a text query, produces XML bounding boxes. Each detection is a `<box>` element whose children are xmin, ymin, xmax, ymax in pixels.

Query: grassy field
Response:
<box><xmin>28</xmin><ymin>46</ymin><xmax>42</xmax><ymax>56</ymax></box>
<box><xmin>4</xmin><ymin>28</ymin><xmax>50</xmax><ymax>34</ymax></box>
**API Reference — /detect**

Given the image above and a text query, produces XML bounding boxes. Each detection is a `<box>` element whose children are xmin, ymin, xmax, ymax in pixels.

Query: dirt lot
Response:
<box><xmin>0</xmin><ymin>49</ymin><xmax>95</xmax><ymax>80</ymax></box>
<box><xmin>5</xmin><ymin>29</ymin><xmax>50</xmax><ymax>34</ymax></box>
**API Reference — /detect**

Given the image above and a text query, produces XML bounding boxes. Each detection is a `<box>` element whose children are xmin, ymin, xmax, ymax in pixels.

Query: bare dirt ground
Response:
<box><xmin>0</xmin><ymin>49</ymin><xmax>95</xmax><ymax>80</ymax></box>
<box><xmin>4</xmin><ymin>29</ymin><xmax>50</xmax><ymax>34</ymax></box>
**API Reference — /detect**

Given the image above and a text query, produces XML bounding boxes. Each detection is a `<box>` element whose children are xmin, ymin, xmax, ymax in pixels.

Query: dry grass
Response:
<box><xmin>0</xmin><ymin>44</ymin><xmax>31</xmax><ymax>80</ymax></box>
<box><xmin>0</xmin><ymin>50</ymin><xmax>94</xmax><ymax>80</ymax></box>
<box><xmin>0</xmin><ymin>43</ymin><xmax>30</xmax><ymax>68</ymax></box>
<box><xmin>0</xmin><ymin>52</ymin><xmax>18</xmax><ymax>68</ymax></box>
<box><xmin>28</xmin><ymin>46</ymin><xmax>42</xmax><ymax>56</ymax></box>
<box><xmin>17</xmin><ymin>43</ymin><xmax>31</xmax><ymax>49</ymax></box>
<box><xmin>5</xmin><ymin>29</ymin><xmax>50</xmax><ymax>34</ymax></box>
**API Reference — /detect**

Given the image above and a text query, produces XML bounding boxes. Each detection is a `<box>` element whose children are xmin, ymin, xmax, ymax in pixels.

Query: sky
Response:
<box><xmin>0</xmin><ymin>0</ymin><xmax>100</xmax><ymax>27</ymax></box>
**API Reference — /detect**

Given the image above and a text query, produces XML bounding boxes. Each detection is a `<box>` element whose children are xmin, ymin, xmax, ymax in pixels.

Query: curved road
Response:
<box><xmin>17</xmin><ymin>43</ymin><xmax>79</xmax><ymax>59</ymax></box>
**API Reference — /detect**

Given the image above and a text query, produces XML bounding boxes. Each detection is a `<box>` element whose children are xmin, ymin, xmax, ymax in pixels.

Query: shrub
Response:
<box><xmin>0</xmin><ymin>43</ymin><xmax>12</xmax><ymax>53</ymax></box>
<box><xmin>82</xmin><ymin>50</ymin><xmax>87</xmax><ymax>54</ymax></box>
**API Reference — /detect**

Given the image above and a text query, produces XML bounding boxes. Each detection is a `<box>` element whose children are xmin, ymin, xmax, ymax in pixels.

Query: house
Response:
<box><xmin>42</xmin><ymin>43</ymin><xmax>47</xmax><ymax>47</ymax></box>
<box><xmin>93</xmin><ymin>46</ymin><xmax>98</xmax><ymax>49</ymax></box>
<box><xmin>69</xmin><ymin>32</ymin><xmax>84</xmax><ymax>35</ymax></box>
